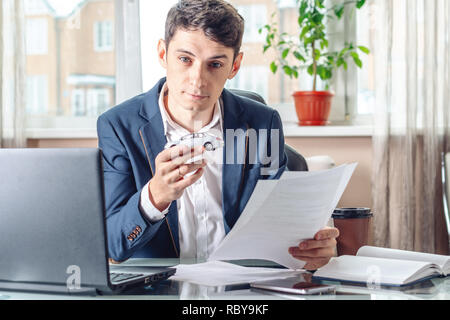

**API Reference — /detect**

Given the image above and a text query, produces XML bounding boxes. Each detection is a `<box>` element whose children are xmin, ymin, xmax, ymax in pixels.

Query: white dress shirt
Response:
<box><xmin>139</xmin><ymin>82</ymin><xmax>226</xmax><ymax>260</ymax></box>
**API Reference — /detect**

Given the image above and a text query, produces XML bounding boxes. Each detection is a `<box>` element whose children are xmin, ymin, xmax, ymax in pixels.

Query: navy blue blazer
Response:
<box><xmin>97</xmin><ymin>78</ymin><xmax>287</xmax><ymax>262</ymax></box>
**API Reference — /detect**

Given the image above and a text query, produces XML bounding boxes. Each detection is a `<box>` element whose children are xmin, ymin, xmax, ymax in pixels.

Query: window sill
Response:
<box><xmin>26</xmin><ymin>123</ymin><xmax>373</xmax><ymax>140</ymax></box>
<box><xmin>26</xmin><ymin>128</ymin><xmax>98</xmax><ymax>139</ymax></box>
<box><xmin>282</xmin><ymin>121</ymin><xmax>373</xmax><ymax>137</ymax></box>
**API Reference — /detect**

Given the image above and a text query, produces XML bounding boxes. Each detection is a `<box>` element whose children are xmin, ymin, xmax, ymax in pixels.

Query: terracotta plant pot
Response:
<box><xmin>292</xmin><ymin>91</ymin><xmax>334</xmax><ymax>126</ymax></box>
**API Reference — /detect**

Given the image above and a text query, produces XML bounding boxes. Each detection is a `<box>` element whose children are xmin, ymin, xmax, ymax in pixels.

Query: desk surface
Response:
<box><xmin>1</xmin><ymin>259</ymin><xmax>449</xmax><ymax>300</ymax></box>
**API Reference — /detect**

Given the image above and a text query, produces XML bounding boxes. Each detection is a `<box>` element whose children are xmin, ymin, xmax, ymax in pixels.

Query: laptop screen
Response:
<box><xmin>0</xmin><ymin>148</ymin><xmax>110</xmax><ymax>290</ymax></box>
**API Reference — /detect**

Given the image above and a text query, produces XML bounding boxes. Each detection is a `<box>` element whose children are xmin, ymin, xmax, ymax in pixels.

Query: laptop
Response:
<box><xmin>0</xmin><ymin>148</ymin><xmax>175</xmax><ymax>295</ymax></box>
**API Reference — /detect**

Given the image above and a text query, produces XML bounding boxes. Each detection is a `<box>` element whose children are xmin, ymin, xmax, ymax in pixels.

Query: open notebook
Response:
<box><xmin>313</xmin><ymin>246</ymin><xmax>450</xmax><ymax>287</ymax></box>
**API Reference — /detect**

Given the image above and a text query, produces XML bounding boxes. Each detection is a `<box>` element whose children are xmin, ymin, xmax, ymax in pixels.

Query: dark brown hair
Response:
<box><xmin>165</xmin><ymin>0</ymin><xmax>245</xmax><ymax>59</ymax></box>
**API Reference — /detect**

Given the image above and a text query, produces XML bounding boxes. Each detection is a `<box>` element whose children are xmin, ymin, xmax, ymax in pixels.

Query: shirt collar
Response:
<box><xmin>158</xmin><ymin>82</ymin><xmax>223</xmax><ymax>136</ymax></box>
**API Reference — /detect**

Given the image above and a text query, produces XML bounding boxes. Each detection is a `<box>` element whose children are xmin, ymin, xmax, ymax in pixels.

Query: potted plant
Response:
<box><xmin>259</xmin><ymin>0</ymin><xmax>370</xmax><ymax>125</ymax></box>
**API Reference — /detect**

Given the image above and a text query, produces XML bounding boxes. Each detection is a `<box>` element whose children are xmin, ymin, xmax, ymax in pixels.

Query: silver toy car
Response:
<box><xmin>164</xmin><ymin>132</ymin><xmax>224</xmax><ymax>151</ymax></box>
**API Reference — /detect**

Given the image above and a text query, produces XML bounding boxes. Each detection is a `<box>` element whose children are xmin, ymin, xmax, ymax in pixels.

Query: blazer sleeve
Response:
<box><xmin>97</xmin><ymin>115</ymin><xmax>166</xmax><ymax>262</ymax></box>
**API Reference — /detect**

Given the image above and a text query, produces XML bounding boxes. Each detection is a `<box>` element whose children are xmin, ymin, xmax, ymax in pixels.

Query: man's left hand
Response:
<box><xmin>288</xmin><ymin>227</ymin><xmax>339</xmax><ymax>271</ymax></box>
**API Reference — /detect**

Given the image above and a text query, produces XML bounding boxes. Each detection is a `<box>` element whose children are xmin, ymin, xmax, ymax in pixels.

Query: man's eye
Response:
<box><xmin>210</xmin><ymin>62</ymin><xmax>223</xmax><ymax>69</ymax></box>
<box><xmin>180</xmin><ymin>57</ymin><xmax>191</xmax><ymax>63</ymax></box>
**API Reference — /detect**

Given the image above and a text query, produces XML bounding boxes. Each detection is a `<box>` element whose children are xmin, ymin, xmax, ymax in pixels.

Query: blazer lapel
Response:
<box><xmin>221</xmin><ymin>90</ymin><xmax>249</xmax><ymax>233</ymax></box>
<box><xmin>138</xmin><ymin>78</ymin><xmax>180</xmax><ymax>256</ymax></box>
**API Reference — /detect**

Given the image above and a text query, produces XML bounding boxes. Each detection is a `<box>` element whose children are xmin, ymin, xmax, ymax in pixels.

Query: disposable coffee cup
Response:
<box><xmin>332</xmin><ymin>208</ymin><xmax>373</xmax><ymax>256</ymax></box>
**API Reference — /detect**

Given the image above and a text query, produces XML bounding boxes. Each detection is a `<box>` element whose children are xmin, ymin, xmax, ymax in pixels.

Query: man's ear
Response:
<box><xmin>157</xmin><ymin>39</ymin><xmax>168</xmax><ymax>69</ymax></box>
<box><xmin>228</xmin><ymin>52</ymin><xmax>244</xmax><ymax>80</ymax></box>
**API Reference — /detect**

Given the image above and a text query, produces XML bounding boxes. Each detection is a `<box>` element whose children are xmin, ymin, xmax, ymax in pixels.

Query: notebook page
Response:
<box><xmin>313</xmin><ymin>255</ymin><xmax>440</xmax><ymax>286</ymax></box>
<box><xmin>357</xmin><ymin>246</ymin><xmax>449</xmax><ymax>275</ymax></box>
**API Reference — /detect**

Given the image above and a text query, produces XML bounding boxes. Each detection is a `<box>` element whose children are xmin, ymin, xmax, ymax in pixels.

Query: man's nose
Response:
<box><xmin>189</xmin><ymin>63</ymin><xmax>207</xmax><ymax>89</ymax></box>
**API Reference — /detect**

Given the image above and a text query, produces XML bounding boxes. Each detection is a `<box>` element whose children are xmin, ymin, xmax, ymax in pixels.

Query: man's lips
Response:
<box><xmin>185</xmin><ymin>92</ymin><xmax>209</xmax><ymax>100</ymax></box>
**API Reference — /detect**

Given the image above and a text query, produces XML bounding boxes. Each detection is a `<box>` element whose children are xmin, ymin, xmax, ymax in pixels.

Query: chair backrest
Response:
<box><xmin>229</xmin><ymin>89</ymin><xmax>308</xmax><ymax>172</ymax></box>
<box><xmin>443</xmin><ymin>152</ymin><xmax>450</xmax><ymax>248</ymax></box>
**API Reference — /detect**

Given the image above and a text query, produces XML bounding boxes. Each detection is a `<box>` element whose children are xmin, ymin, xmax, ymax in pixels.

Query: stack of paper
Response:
<box><xmin>171</xmin><ymin>261</ymin><xmax>305</xmax><ymax>286</ymax></box>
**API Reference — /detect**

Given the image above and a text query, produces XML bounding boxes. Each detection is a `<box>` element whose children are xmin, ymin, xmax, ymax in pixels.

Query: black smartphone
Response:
<box><xmin>250</xmin><ymin>276</ymin><xmax>336</xmax><ymax>295</ymax></box>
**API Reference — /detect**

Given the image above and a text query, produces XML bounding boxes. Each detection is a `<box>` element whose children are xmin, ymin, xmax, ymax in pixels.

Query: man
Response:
<box><xmin>97</xmin><ymin>0</ymin><xmax>338</xmax><ymax>270</ymax></box>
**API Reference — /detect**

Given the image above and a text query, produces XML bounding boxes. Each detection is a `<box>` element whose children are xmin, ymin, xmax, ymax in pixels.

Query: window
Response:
<box><xmin>226</xmin><ymin>66</ymin><xmax>269</xmax><ymax>102</ymax></box>
<box><xmin>24</xmin><ymin>0</ymin><xmax>51</xmax><ymax>15</ymax></box>
<box><xmin>26</xmin><ymin>75</ymin><xmax>48</xmax><ymax>115</ymax></box>
<box><xmin>356</xmin><ymin>1</ymin><xmax>375</xmax><ymax>116</ymax></box>
<box><xmin>24</xmin><ymin>0</ymin><xmax>116</xmax><ymax>130</ymax></box>
<box><xmin>71</xmin><ymin>89</ymin><xmax>85</xmax><ymax>116</ymax></box>
<box><xmin>236</xmin><ymin>4</ymin><xmax>267</xmax><ymax>43</ymax></box>
<box><xmin>87</xmin><ymin>88</ymin><xmax>110</xmax><ymax>117</ymax></box>
<box><xmin>94</xmin><ymin>21</ymin><xmax>113</xmax><ymax>52</ymax></box>
<box><xmin>26</xmin><ymin>18</ymin><xmax>48</xmax><ymax>55</ymax></box>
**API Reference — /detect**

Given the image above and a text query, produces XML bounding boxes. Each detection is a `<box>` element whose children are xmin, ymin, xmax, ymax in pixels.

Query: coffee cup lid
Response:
<box><xmin>332</xmin><ymin>207</ymin><xmax>372</xmax><ymax>219</ymax></box>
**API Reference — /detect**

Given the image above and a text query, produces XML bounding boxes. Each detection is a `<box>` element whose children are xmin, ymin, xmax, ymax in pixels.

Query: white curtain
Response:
<box><xmin>370</xmin><ymin>0</ymin><xmax>450</xmax><ymax>254</ymax></box>
<box><xmin>0</xmin><ymin>0</ymin><xmax>26</xmax><ymax>148</ymax></box>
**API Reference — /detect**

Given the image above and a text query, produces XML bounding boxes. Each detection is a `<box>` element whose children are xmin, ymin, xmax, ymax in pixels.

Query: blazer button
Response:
<box><xmin>127</xmin><ymin>236</ymin><xmax>133</xmax><ymax>241</ymax></box>
<box><xmin>130</xmin><ymin>233</ymin><xmax>137</xmax><ymax>239</ymax></box>
<box><xmin>136</xmin><ymin>226</ymin><xmax>142</xmax><ymax>233</ymax></box>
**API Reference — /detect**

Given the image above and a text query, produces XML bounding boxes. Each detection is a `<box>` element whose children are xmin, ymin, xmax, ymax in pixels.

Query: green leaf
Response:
<box><xmin>358</xmin><ymin>45</ymin><xmax>370</xmax><ymax>54</ymax></box>
<box><xmin>315</xmin><ymin>0</ymin><xmax>325</xmax><ymax>9</ymax></box>
<box><xmin>314</xmin><ymin>49</ymin><xmax>321</xmax><ymax>59</ymax></box>
<box><xmin>307</xmin><ymin>64</ymin><xmax>314</xmax><ymax>76</ymax></box>
<box><xmin>282</xmin><ymin>48</ymin><xmax>290</xmax><ymax>59</ymax></box>
<box><xmin>320</xmin><ymin>39</ymin><xmax>328</xmax><ymax>50</ymax></box>
<box><xmin>300</xmin><ymin>25</ymin><xmax>312</xmax><ymax>39</ymax></box>
<box><xmin>350</xmin><ymin>52</ymin><xmax>362</xmax><ymax>68</ymax></box>
<box><xmin>293</xmin><ymin>51</ymin><xmax>306</xmax><ymax>62</ymax></box>
<box><xmin>263</xmin><ymin>44</ymin><xmax>270</xmax><ymax>53</ymax></box>
<box><xmin>299</xmin><ymin>0</ymin><xmax>308</xmax><ymax>17</ymax></box>
<box><xmin>353</xmin><ymin>56</ymin><xmax>363</xmax><ymax>68</ymax></box>
<box><xmin>283</xmin><ymin>65</ymin><xmax>293</xmax><ymax>78</ymax></box>
<box><xmin>334</xmin><ymin>4</ymin><xmax>345</xmax><ymax>19</ymax></box>
<box><xmin>270</xmin><ymin>61</ymin><xmax>278</xmax><ymax>74</ymax></box>
<box><xmin>312</xmin><ymin>12</ymin><xmax>324</xmax><ymax>25</ymax></box>
<box><xmin>356</xmin><ymin>0</ymin><xmax>366</xmax><ymax>9</ymax></box>
<box><xmin>339</xmin><ymin>47</ymin><xmax>349</xmax><ymax>58</ymax></box>
<box><xmin>298</xmin><ymin>14</ymin><xmax>307</xmax><ymax>26</ymax></box>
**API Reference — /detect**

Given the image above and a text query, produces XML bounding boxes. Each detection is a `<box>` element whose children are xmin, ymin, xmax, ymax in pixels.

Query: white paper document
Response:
<box><xmin>208</xmin><ymin>163</ymin><xmax>357</xmax><ymax>270</ymax></box>
<box><xmin>171</xmin><ymin>260</ymin><xmax>305</xmax><ymax>286</ymax></box>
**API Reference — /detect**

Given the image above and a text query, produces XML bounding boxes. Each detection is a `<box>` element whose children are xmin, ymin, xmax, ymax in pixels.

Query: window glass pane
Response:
<box><xmin>356</xmin><ymin>1</ymin><xmax>375</xmax><ymax>115</ymax></box>
<box><xmin>26</xmin><ymin>18</ymin><xmax>48</xmax><ymax>55</ymax></box>
<box><xmin>24</xmin><ymin>0</ymin><xmax>116</xmax><ymax>129</ymax></box>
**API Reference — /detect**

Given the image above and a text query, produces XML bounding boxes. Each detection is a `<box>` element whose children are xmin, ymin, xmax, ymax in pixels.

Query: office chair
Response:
<box><xmin>442</xmin><ymin>152</ymin><xmax>450</xmax><ymax>252</ymax></box>
<box><xmin>229</xmin><ymin>89</ymin><xmax>308</xmax><ymax>172</ymax></box>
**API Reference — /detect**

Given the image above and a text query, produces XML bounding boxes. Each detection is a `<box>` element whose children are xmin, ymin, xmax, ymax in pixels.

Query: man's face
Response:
<box><xmin>157</xmin><ymin>29</ymin><xmax>243</xmax><ymax>114</ymax></box>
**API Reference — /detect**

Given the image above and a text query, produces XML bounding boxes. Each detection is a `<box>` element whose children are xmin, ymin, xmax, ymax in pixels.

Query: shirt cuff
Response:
<box><xmin>139</xmin><ymin>181</ymin><xmax>169</xmax><ymax>222</ymax></box>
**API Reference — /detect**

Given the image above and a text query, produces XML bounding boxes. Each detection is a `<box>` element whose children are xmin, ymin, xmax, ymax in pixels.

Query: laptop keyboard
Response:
<box><xmin>110</xmin><ymin>272</ymin><xmax>144</xmax><ymax>283</ymax></box>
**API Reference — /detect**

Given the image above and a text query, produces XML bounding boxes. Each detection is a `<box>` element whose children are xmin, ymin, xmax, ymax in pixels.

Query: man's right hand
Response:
<box><xmin>148</xmin><ymin>144</ymin><xmax>206</xmax><ymax>212</ymax></box>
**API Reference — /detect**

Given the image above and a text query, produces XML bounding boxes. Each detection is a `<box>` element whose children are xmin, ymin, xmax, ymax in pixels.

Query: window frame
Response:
<box><xmin>93</xmin><ymin>20</ymin><xmax>114</xmax><ymax>52</ymax></box>
<box><xmin>71</xmin><ymin>89</ymin><xmax>86</xmax><ymax>117</ymax></box>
